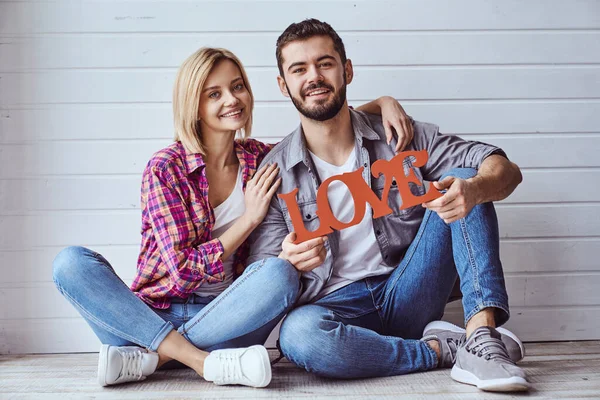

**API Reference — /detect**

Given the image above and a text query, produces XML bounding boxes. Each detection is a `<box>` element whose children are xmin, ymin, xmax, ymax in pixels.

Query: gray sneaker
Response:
<box><xmin>421</xmin><ymin>322</ymin><xmax>465</xmax><ymax>368</ymax></box>
<box><xmin>451</xmin><ymin>326</ymin><xmax>530</xmax><ymax>392</ymax></box>
<box><xmin>423</xmin><ymin>321</ymin><xmax>525</xmax><ymax>363</ymax></box>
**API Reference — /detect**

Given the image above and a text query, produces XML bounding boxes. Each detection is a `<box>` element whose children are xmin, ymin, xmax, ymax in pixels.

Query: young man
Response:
<box><xmin>247</xmin><ymin>19</ymin><xmax>528</xmax><ymax>392</ymax></box>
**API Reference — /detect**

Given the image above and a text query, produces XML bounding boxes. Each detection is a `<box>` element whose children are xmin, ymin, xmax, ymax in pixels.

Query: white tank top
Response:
<box><xmin>195</xmin><ymin>165</ymin><xmax>245</xmax><ymax>297</ymax></box>
<box><xmin>308</xmin><ymin>148</ymin><xmax>394</xmax><ymax>297</ymax></box>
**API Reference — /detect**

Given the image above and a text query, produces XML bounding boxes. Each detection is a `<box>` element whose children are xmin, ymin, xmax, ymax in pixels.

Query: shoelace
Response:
<box><xmin>120</xmin><ymin>350</ymin><xmax>144</xmax><ymax>380</ymax></box>
<box><xmin>215</xmin><ymin>351</ymin><xmax>243</xmax><ymax>383</ymax></box>
<box><xmin>446</xmin><ymin>335</ymin><xmax>466</xmax><ymax>365</ymax></box>
<box><xmin>465</xmin><ymin>330</ymin><xmax>513</xmax><ymax>364</ymax></box>
<box><xmin>423</xmin><ymin>334</ymin><xmax>465</xmax><ymax>367</ymax></box>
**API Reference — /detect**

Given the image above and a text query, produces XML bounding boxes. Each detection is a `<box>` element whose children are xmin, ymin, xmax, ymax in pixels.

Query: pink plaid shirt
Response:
<box><xmin>131</xmin><ymin>139</ymin><xmax>273</xmax><ymax>309</ymax></box>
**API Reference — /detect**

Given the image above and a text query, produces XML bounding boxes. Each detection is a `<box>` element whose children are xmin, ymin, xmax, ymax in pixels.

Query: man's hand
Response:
<box><xmin>279</xmin><ymin>232</ymin><xmax>327</xmax><ymax>273</ymax></box>
<box><xmin>422</xmin><ymin>177</ymin><xmax>479</xmax><ymax>224</ymax></box>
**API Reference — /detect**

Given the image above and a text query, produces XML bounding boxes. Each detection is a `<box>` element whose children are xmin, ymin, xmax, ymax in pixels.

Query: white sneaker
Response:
<box><xmin>97</xmin><ymin>345</ymin><xmax>159</xmax><ymax>386</ymax></box>
<box><xmin>203</xmin><ymin>345</ymin><xmax>271</xmax><ymax>388</ymax></box>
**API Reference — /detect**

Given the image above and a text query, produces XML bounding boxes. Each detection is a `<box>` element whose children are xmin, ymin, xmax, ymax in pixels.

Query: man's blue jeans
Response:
<box><xmin>279</xmin><ymin>168</ymin><xmax>509</xmax><ymax>378</ymax></box>
<box><xmin>52</xmin><ymin>248</ymin><xmax>300</xmax><ymax>354</ymax></box>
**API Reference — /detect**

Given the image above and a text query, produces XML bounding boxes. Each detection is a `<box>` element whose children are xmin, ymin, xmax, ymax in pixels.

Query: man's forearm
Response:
<box><xmin>355</xmin><ymin>97</ymin><xmax>386</xmax><ymax>114</ymax></box>
<box><xmin>469</xmin><ymin>155</ymin><xmax>523</xmax><ymax>204</ymax></box>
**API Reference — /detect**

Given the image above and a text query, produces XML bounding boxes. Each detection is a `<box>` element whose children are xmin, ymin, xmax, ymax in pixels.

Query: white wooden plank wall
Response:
<box><xmin>1</xmin><ymin>0</ymin><xmax>599</xmax><ymax>354</ymax></box>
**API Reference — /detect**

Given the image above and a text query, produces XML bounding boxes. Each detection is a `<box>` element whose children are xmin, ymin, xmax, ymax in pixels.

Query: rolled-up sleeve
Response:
<box><xmin>412</xmin><ymin>122</ymin><xmax>508</xmax><ymax>181</ymax></box>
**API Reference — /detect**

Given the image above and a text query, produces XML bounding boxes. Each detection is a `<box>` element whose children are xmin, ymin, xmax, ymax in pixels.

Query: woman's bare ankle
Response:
<box><xmin>156</xmin><ymin>330</ymin><xmax>209</xmax><ymax>375</ymax></box>
<box><xmin>157</xmin><ymin>353</ymin><xmax>172</xmax><ymax>369</ymax></box>
<box><xmin>192</xmin><ymin>353</ymin><xmax>206</xmax><ymax>377</ymax></box>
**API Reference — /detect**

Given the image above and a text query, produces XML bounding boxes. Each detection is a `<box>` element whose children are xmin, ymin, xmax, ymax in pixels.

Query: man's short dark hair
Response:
<box><xmin>276</xmin><ymin>18</ymin><xmax>347</xmax><ymax>76</ymax></box>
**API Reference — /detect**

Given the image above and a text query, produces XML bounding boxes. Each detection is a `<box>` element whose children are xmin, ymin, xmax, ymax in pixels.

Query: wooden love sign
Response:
<box><xmin>278</xmin><ymin>150</ymin><xmax>443</xmax><ymax>243</ymax></box>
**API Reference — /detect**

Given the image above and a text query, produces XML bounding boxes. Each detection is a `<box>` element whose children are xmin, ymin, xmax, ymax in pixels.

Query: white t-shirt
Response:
<box><xmin>308</xmin><ymin>148</ymin><xmax>394</xmax><ymax>297</ymax></box>
<box><xmin>195</xmin><ymin>165</ymin><xmax>245</xmax><ymax>297</ymax></box>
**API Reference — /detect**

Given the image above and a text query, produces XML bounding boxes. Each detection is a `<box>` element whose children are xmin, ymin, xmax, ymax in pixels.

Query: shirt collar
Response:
<box><xmin>284</xmin><ymin>108</ymin><xmax>380</xmax><ymax>171</ymax></box>
<box><xmin>180</xmin><ymin>142</ymin><xmax>206</xmax><ymax>175</ymax></box>
<box><xmin>234</xmin><ymin>140</ymin><xmax>255</xmax><ymax>176</ymax></box>
<box><xmin>180</xmin><ymin>140</ymin><xmax>253</xmax><ymax>176</ymax></box>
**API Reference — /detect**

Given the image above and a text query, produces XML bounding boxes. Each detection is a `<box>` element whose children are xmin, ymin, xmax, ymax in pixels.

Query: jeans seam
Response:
<box><xmin>459</xmin><ymin>218</ymin><xmax>483</xmax><ymax>306</ymax></box>
<box><xmin>54</xmin><ymin>278</ymin><xmax>173</xmax><ymax>349</ymax></box>
<box><xmin>365</xmin><ymin>278</ymin><xmax>386</xmax><ymax>329</ymax></box>
<box><xmin>318</xmin><ymin>282</ymin><xmax>377</xmax><ymax>320</ymax></box>
<box><xmin>382</xmin><ymin>209</ymin><xmax>431</xmax><ymax>303</ymax></box>
<box><xmin>179</xmin><ymin>258</ymin><xmax>265</xmax><ymax>335</ymax></box>
<box><xmin>464</xmin><ymin>301</ymin><xmax>510</xmax><ymax>326</ymax></box>
<box><xmin>330</xmin><ymin>308</ymin><xmax>375</xmax><ymax>320</ymax></box>
<box><xmin>148</xmin><ymin>322</ymin><xmax>176</xmax><ymax>352</ymax></box>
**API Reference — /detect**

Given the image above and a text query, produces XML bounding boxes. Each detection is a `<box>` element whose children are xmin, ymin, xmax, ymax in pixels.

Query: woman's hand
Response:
<box><xmin>377</xmin><ymin>96</ymin><xmax>414</xmax><ymax>153</ymax></box>
<box><xmin>242</xmin><ymin>163</ymin><xmax>281</xmax><ymax>227</ymax></box>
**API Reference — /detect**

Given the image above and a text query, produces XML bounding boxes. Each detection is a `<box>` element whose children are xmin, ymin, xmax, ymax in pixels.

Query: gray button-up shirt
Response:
<box><xmin>247</xmin><ymin>109</ymin><xmax>506</xmax><ymax>305</ymax></box>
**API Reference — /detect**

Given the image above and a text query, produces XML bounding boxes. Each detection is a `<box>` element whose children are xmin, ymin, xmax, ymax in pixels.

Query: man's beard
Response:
<box><xmin>289</xmin><ymin>81</ymin><xmax>347</xmax><ymax>122</ymax></box>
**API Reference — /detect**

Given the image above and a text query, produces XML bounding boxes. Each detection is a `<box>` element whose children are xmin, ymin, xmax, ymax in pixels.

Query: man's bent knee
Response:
<box><xmin>279</xmin><ymin>306</ymin><xmax>338</xmax><ymax>372</ymax></box>
<box><xmin>440</xmin><ymin>167</ymin><xmax>477</xmax><ymax>181</ymax></box>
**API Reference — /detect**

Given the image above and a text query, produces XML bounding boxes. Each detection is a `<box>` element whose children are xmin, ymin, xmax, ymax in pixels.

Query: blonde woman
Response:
<box><xmin>52</xmin><ymin>47</ymin><xmax>412</xmax><ymax>388</ymax></box>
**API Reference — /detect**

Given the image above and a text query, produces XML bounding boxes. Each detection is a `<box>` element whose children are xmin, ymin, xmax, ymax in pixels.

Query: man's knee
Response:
<box><xmin>52</xmin><ymin>246</ymin><xmax>94</xmax><ymax>287</ymax></box>
<box><xmin>440</xmin><ymin>167</ymin><xmax>477</xmax><ymax>181</ymax></box>
<box><xmin>279</xmin><ymin>306</ymin><xmax>330</xmax><ymax>363</ymax></box>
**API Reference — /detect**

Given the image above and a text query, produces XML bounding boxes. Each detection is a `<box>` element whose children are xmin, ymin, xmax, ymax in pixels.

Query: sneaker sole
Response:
<box><xmin>97</xmin><ymin>344</ymin><xmax>110</xmax><ymax>387</ymax></box>
<box><xmin>254</xmin><ymin>345</ymin><xmax>272</xmax><ymax>388</ymax></box>
<box><xmin>451</xmin><ymin>365</ymin><xmax>530</xmax><ymax>392</ymax></box>
<box><xmin>496</xmin><ymin>326</ymin><xmax>526</xmax><ymax>361</ymax></box>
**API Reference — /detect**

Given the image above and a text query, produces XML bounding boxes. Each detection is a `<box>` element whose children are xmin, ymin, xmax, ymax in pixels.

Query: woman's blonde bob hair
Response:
<box><xmin>173</xmin><ymin>47</ymin><xmax>254</xmax><ymax>155</ymax></box>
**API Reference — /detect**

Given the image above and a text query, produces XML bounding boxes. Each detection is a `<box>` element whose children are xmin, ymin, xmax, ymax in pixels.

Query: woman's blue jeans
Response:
<box><xmin>52</xmin><ymin>249</ymin><xmax>300</xmax><ymax>355</ymax></box>
<box><xmin>278</xmin><ymin>168</ymin><xmax>510</xmax><ymax>379</ymax></box>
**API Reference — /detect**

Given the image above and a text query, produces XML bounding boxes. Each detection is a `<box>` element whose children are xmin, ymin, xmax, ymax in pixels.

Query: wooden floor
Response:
<box><xmin>1</xmin><ymin>341</ymin><xmax>600</xmax><ymax>399</ymax></box>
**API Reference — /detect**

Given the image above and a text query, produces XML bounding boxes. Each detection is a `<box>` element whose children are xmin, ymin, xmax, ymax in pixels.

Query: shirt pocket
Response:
<box><xmin>373</xmin><ymin>166</ymin><xmax>427</xmax><ymax>217</ymax></box>
<box><xmin>283</xmin><ymin>200</ymin><xmax>324</xmax><ymax>235</ymax></box>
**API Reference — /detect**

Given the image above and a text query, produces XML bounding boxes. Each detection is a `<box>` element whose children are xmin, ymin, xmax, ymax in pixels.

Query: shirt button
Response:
<box><xmin>306</xmin><ymin>214</ymin><xmax>312</xmax><ymax>219</ymax></box>
<box><xmin>392</xmin><ymin>180</ymin><xmax>397</xmax><ymax>186</ymax></box>
<box><xmin>376</xmin><ymin>230</ymin><xmax>382</xmax><ymax>235</ymax></box>
<box><xmin>364</xmin><ymin>163</ymin><xmax>368</xmax><ymax>167</ymax></box>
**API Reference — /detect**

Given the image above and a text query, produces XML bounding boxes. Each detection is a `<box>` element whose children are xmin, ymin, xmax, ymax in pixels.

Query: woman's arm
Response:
<box><xmin>145</xmin><ymin>161</ymin><xmax>280</xmax><ymax>292</ymax></box>
<box><xmin>356</xmin><ymin>96</ymin><xmax>414</xmax><ymax>152</ymax></box>
<box><xmin>217</xmin><ymin>163</ymin><xmax>281</xmax><ymax>261</ymax></box>
<box><xmin>145</xmin><ymin>165</ymin><xmax>226</xmax><ymax>294</ymax></box>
